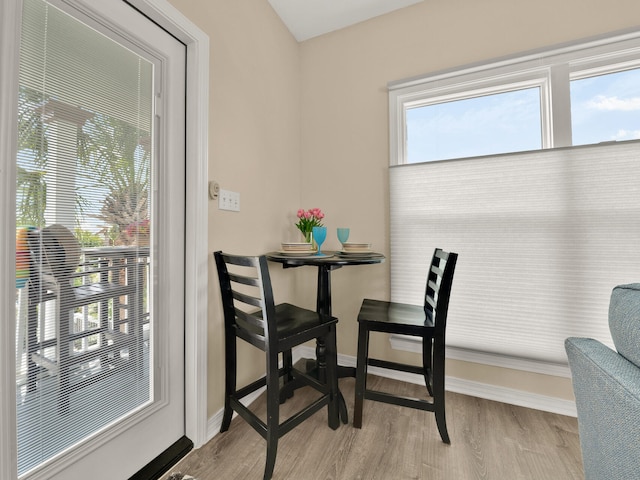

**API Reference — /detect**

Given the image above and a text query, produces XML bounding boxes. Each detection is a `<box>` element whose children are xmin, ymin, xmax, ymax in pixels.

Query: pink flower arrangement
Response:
<box><xmin>295</xmin><ymin>208</ymin><xmax>324</xmax><ymax>235</ymax></box>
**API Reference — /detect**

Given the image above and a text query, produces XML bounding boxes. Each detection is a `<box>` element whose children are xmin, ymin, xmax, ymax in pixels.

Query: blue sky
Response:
<box><xmin>406</xmin><ymin>67</ymin><xmax>640</xmax><ymax>163</ymax></box>
<box><xmin>571</xmin><ymin>68</ymin><xmax>640</xmax><ymax>145</ymax></box>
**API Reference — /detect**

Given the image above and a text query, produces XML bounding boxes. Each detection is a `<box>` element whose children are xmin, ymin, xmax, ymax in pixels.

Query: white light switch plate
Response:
<box><xmin>218</xmin><ymin>189</ymin><xmax>240</xmax><ymax>211</ymax></box>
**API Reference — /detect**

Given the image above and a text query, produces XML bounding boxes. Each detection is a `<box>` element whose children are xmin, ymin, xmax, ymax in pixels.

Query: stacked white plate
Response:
<box><xmin>341</xmin><ymin>242</ymin><xmax>372</xmax><ymax>254</ymax></box>
<box><xmin>279</xmin><ymin>242</ymin><xmax>316</xmax><ymax>255</ymax></box>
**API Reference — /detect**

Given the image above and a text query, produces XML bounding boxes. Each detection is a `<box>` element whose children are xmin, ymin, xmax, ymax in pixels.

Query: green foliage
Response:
<box><xmin>16</xmin><ymin>85</ymin><xmax>150</xmax><ymax>241</ymax></box>
<box><xmin>74</xmin><ymin>228</ymin><xmax>105</xmax><ymax>248</ymax></box>
<box><xmin>16</xmin><ymin>86</ymin><xmax>48</xmax><ymax>226</ymax></box>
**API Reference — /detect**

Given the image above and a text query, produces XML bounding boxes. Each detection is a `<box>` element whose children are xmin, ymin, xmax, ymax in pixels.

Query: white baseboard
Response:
<box><xmin>206</xmin><ymin>384</ymin><xmax>267</xmax><ymax>443</ymax></box>
<box><xmin>389</xmin><ymin>334</ymin><xmax>572</xmax><ymax>378</ymax></box>
<box><xmin>206</xmin><ymin>344</ymin><xmax>576</xmax><ymax>442</ymax></box>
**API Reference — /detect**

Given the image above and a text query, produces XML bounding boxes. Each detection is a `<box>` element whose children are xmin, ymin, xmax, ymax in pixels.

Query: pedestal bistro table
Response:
<box><xmin>266</xmin><ymin>250</ymin><xmax>385</xmax><ymax>422</ymax></box>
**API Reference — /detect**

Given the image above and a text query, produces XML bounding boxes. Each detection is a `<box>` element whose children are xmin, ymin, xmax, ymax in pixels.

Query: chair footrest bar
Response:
<box><xmin>230</xmin><ymin>397</ymin><xmax>268</xmax><ymax>440</ymax></box>
<box><xmin>234</xmin><ymin>365</ymin><xmax>294</xmax><ymax>400</ymax></box>
<box><xmin>291</xmin><ymin>368</ymin><xmax>328</xmax><ymax>394</ymax></box>
<box><xmin>229</xmin><ymin>391</ymin><xmax>330</xmax><ymax>441</ymax></box>
<box><xmin>364</xmin><ymin>389</ymin><xmax>435</xmax><ymax>412</ymax></box>
<box><xmin>368</xmin><ymin>358</ymin><xmax>425</xmax><ymax>376</ymax></box>
<box><xmin>234</xmin><ymin>375</ymin><xmax>268</xmax><ymax>400</ymax></box>
<box><xmin>279</xmin><ymin>396</ymin><xmax>329</xmax><ymax>437</ymax></box>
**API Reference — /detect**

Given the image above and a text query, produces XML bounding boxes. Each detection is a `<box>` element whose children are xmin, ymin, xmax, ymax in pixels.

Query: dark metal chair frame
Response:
<box><xmin>353</xmin><ymin>248</ymin><xmax>458</xmax><ymax>444</ymax></box>
<box><xmin>214</xmin><ymin>251</ymin><xmax>340</xmax><ymax>480</ymax></box>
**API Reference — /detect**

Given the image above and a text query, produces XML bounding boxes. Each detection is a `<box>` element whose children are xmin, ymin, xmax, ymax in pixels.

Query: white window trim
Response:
<box><xmin>390</xmin><ymin>28</ymin><xmax>640</xmax><ymax>165</ymax></box>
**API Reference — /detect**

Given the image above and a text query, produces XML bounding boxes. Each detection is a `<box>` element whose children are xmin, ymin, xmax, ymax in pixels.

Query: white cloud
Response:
<box><xmin>611</xmin><ymin>129</ymin><xmax>640</xmax><ymax>141</ymax></box>
<box><xmin>587</xmin><ymin>95</ymin><xmax>640</xmax><ymax>111</ymax></box>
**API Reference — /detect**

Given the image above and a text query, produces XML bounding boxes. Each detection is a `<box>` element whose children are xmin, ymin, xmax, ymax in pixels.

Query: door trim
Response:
<box><xmin>0</xmin><ymin>1</ymin><xmax>209</xmax><ymax>477</ymax></box>
<box><xmin>124</xmin><ymin>0</ymin><xmax>210</xmax><ymax>450</ymax></box>
<box><xmin>0</xmin><ymin>1</ymin><xmax>21</xmax><ymax>478</ymax></box>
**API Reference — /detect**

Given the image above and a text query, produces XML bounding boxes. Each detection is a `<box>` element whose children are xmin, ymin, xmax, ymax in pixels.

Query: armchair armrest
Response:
<box><xmin>565</xmin><ymin>337</ymin><xmax>640</xmax><ymax>480</ymax></box>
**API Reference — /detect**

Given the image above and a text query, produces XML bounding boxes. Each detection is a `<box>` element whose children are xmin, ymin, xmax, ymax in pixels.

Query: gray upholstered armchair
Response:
<box><xmin>565</xmin><ymin>283</ymin><xmax>640</xmax><ymax>480</ymax></box>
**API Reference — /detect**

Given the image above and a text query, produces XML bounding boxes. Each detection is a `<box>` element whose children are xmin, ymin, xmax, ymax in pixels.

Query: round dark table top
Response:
<box><xmin>266</xmin><ymin>251</ymin><xmax>385</xmax><ymax>268</ymax></box>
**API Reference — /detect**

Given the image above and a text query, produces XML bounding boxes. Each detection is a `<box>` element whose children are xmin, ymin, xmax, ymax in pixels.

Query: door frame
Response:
<box><xmin>0</xmin><ymin>1</ymin><xmax>209</xmax><ymax>477</ymax></box>
<box><xmin>126</xmin><ymin>0</ymin><xmax>210</xmax><ymax>452</ymax></box>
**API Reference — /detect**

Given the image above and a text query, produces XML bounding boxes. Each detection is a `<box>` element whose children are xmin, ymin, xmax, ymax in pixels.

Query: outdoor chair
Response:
<box><xmin>25</xmin><ymin>224</ymin><xmax>146</xmax><ymax>412</ymax></box>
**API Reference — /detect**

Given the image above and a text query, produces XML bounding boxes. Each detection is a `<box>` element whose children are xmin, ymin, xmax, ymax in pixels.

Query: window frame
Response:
<box><xmin>390</xmin><ymin>29</ymin><xmax>640</xmax><ymax>165</ymax></box>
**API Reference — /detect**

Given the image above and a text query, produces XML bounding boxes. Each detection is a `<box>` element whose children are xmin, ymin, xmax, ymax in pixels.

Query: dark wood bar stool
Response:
<box><xmin>214</xmin><ymin>251</ymin><xmax>340</xmax><ymax>480</ymax></box>
<box><xmin>353</xmin><ymin>248</ymin><xmax>458</xmax><ymax>443</ymax></box>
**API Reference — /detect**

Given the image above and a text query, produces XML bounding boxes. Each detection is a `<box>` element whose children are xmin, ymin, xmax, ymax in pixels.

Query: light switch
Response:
<box><xmin>218</xmin><ymin>189</ymin><xmax>240</xmax><ymax>211</ymax></box>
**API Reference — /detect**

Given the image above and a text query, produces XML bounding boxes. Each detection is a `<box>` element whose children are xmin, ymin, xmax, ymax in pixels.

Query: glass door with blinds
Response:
<box><xmin>14</xmin><ymin>0</ymin><xmax>186</xmax><ymax>478</ymax></box>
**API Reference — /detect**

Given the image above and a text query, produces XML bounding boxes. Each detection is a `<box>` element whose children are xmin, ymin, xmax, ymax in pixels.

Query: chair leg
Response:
<box><xmin>435</xmin><ymin>406</ymin><xmax>450</xmax><ymax>444</ymax></box>
<box><xmin>279</xmin><ymin>349</ymin><xmax>294</xmax><ymax>403</ymax></box>
<box><xmin>58</xmin><ymin>301</ymin><xmax>71</xmax><ymax>415</ymax></box>
<box><xmin>432</xmin><ymin>342</ymin><xmax>450</xmax><ymax>444</ymax></box>
<box><xmin>26</xmin><ymin>287</ymin><xmax>39</xmax><ymax>393</ymax></box>
<box><xmin>264</xmin><ymin>437</ymin><xmax>278</xmax><ymax>480</ymax></box>
<box><xmin>353</xmin><ymin>323</ymin><xmax>369</xmax><ymax>428</ymax></box>
<box><xmin>220</xmin><ymin>334</ymin><xmax>236</xmax><ymax>432</ymax></box>
<box><xmin>264</xmin><ymin>353</ymin><xmax>281</xmax><ymax>480</ymax></box>
<box><xmin>422</xmin><ymin>334</ymin><xmax>434</xmax><ymax>397</ymax></box>
<box><xmin>325</xmin><ymin>325</ymin><xmax>340</xmax><ymax>429</ymax></box>
<box><xmin>283</xmin><ymin>349</ymin><xmax>293</xmax><ymax>382</ymax></box>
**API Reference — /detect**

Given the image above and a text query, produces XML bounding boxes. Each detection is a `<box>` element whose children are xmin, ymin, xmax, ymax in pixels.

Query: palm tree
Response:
<box><xmin>16</xmin><ymin>85</ymin><xmax>150</xmax><ymax>246</ymax></box>
<box><xmin>78</xmin><ymin>112</ymin><xmax>150</xmax><ymax>245</ymax></box>
<box><xmin>16</xmin><ymin>85</ymin><xmax>47</xmax><ymax>227</ymax></box>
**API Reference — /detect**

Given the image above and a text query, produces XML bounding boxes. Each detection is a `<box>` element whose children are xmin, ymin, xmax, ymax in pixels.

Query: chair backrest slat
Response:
<box><xmin>423</xmin><ymin>248</ymin><xmax>458</xmax><ymax>332</ymax></box>
<box><xmin>214</xmin><ymin>251</ymin><xmax>278</xmax><ymax>344</ymax></box>
<box><xmin>231</xmin><ymin>289</ymin><xmax>263</xmax><ymax>310</ymax></box>
<box><xmin>425</xmin><ymin>295</ymin><xmax>436</xmax><ymax>311</ymax></box>
<box><xmin>235</xmin><ymin>309</ymin><xmax>267</xmax><ymax>332</ymax></box>
<box><xmin>228</xmin><ymin>271</ymin><xmax>260</xmax><ymax>288</ymax></box>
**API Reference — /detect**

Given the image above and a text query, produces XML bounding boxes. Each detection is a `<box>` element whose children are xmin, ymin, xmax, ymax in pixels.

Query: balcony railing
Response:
<box><xmin>16</xmin><ymin>246</ymin><xmax>150</xmax><ymax>404</ymax></box>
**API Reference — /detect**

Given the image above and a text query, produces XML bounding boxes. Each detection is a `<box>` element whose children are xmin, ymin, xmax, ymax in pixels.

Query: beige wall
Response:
<box><xmin>168</xmin><ymin>0</ymin><xmax>640</xmax><ymax>418</ymax></box>
<box><xmin>167</xmin><ymin>0</ymin><xmax>303</xmax><ymax>415</ymax></box>
<box><xmin>297</xmin><ymin>0</ymin><xmax>640</xmax><ymax>404</ymax></box>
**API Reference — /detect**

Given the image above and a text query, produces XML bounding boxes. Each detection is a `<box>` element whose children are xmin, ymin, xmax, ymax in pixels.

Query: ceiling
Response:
<box><xmin>268</xmin><ymin>0</ymin><xmax>424</xmax><ymax>42</ymax></box>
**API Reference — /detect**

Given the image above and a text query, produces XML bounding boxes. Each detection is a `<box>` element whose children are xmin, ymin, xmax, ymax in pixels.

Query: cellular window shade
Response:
<box><xmin>16</xmin><ymin>0</ymin><xmax>152</xmax><ymax>475</ymax></box>
<box><xmin>390</xmin><ymin>141</ymin><xmax>640</xmax><ymax>364</ymax></box>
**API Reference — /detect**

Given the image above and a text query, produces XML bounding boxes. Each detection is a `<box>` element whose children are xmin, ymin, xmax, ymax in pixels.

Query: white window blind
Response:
<box><xmin>390</xmin><ymin>141</ymin><xmax>640</xmax><ymax>364</ymax></box>
<box><xmin>16</xmin><ymin>0</ymin><xmax>153</xmax><ymax>474</ymax></box>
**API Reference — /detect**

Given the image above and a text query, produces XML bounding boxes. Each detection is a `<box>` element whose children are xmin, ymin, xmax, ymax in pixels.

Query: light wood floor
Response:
<box><xmin>163</xmin><ymin>375</ymin><xmax>583</xmax><ymax>480</ymax></box>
